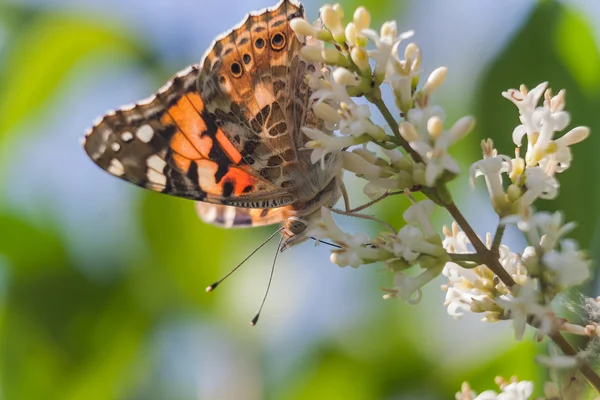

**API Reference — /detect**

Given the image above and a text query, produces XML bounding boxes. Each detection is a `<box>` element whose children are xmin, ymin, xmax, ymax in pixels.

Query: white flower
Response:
<box><xmin>403</xmin><ymin>199</ymin><xmax>437</xmax><ymax>237</ymax></box>
<box><xmin>306</xmin><ymin>207</ymin><xmax>384</xmax><ymax>268</ymax></box>
<box><xmin>338</xmin><ymin>102</ymin><xmax>385</xmax><ymax>139</ymax></box>
<box><xmin>302</xmin><ymin>127</ymin><xmax>354</xmax><ymax>169</ymax></box>
<box><xmin>442</xmin><ymin>222</ymin><xmax>470</xmax><ymax>253</ymax></box>
<box><xmin>534</xmin><ymin>211</ymin><xmax>576</xmax><ymax>251</ymax></box>
<box><xmin>310</xmin><ymin>69</ymin><xmax>354</xmax><ymax>105</ymax></box>
<box><xmin>406</xmin><ymin>104</ymin><xmax>446</xmax><ymax>136</ymax></box>
<box><xmin>517</xmin><ymin>166</ymin><xmax>558</xmax><ymax>207</ymax></box>
<box><xmin>402</xmin><ymin>116</ymin><xmax>472</xmax><ymax>187</ymax></box>
<box><xmin>496</xmin><ymin>279</ymin><xmax>550</xmax><ymax>340</ymax></box>
<box><xmin>404</xmin><ymin>125</ymin><xmax>462</xmax><ymax>186</ymax></box>
<box><xmin>362</xmin><ymin>21</ymin><xmax>413</xmax><ymax>84</ymax></box>
<box><xmin>480</xmin><ymin>381</ymin><xmax>534</xmax><ymax>400</ymax></box>
<box><xmin>379</xmin><ymin>225</ymin><xmax>445</xmax><ymax>263</ymax></box>
<box><xmin>386</xmin><ymin>42</ymin><xmax>421</xmax><ymax>112</ymax></box>
<box><xmin>503</xmin><ymin>82</ymin><xmax>548</xmax><ymax>146</ymax></box>
<box><xmin>543</xmin><ymin>239</ymin><xmax>590</xmax><ymax>288</ymax></box>
<box><xmin>384</xmin><ymin>266</ymin><xmax>443</xmax><ymax>304</ymax></box>
<box><xmin>469</xmin><ymin>139</ymin><xmax>512</xmax><ymax>213</ymax></box>
<box><xmin>538</xmin><ymin>126</ymin><xmax>589</xmax><ymax>174</ymax></box>
<box><xmin>342</xmin><ymin>151</ymin><xmax>385</xmax><ymax>180</ymax></box>
<box><xmin>443</xmin><ymin>263</ymin><xmax>489</xmax><ymax>318</ymax></box>
<box><xmin>459</xmin><ymin>380</ymin><xmax>534</xmax><ymax>400</ymax></box>
<box><xmin>526</xmin><ymin>106</ymin><xmax>569</xmax><ymax>166</ymax></box>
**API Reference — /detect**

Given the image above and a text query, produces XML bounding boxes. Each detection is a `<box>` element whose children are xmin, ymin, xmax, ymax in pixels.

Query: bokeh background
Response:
<box><xmin>1</xmin><ymin>0</ymin><xmax>599</xmax><ymax>398</ymax></box>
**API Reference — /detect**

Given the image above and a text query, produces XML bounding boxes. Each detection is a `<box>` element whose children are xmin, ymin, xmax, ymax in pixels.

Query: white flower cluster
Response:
<box><xmin>457</xmin><ymin>377</ymin><xmax>535</xmax><ymax>400</ymax></box>
<box><xmin>446</xmin><ymin>83</ymin><xmax>591</xmax><ymax>339</ymax></box>
<box><xmin>470</xmin><ymin>82</ymin><xmax>589</xmax><ymax>217</ymax></box>
<box><xmin>292</xmin><ymin>3</ymin><xmax>596</xmax><ymax>393</ymax></box>
<box><xmin>291</xmin><ymin>3</ymin><xmax>474</xmax><ymax>196</ymax></box>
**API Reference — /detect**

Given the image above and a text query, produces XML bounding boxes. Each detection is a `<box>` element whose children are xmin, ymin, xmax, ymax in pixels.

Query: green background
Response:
<box><xmin>0</xmin><ymin>0</ymin><xmax>597</xmax><ymax>398</ymax></box>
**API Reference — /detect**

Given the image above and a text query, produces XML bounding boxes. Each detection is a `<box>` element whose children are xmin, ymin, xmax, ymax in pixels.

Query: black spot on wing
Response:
<box><xmin>222</xmin><ymin>180</ymin><xmax>234</xmax><ymax>197</ymax></box>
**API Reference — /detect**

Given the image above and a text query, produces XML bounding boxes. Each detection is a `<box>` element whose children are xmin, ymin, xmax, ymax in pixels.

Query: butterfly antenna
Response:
<box><xmin>250</xmin><ymin>236</ymin><xmax>284</xmax><ymax>326</ymax></box>
<box><xmin>206</xmin><ymin>227</ymin><xmax>283</xmax><ymax>292</ymax></box>
<box><xmin>310</xmin><ymin>237</ymin><xmax>342</xmax><ymax>249</ymax></box>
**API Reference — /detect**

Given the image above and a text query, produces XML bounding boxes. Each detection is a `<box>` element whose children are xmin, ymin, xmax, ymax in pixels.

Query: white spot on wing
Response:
<box><xmin>147</xmin><ymin>155</ymin><xmax>167</xmax><ymax>171</ymax></box>
<box><xmin>121</xmin><ymin>131</ymin><xmax>134</xmax><ymax>142</ymax></box>
<box><xmin>136</xmin><ymin>124</ymin><xmax>154</xmax><ymax>143</ymax></box>
<box><xmin>108</xmin><ymin>159</ymin><xmax>125</xmax><ymax>176</ymax></box>
<box><xmin>147</xmin><ymin>169</ymin><xmax>167</xmax><ymax>186</ymax></box>
<box><xmin>223</xmin><ymin>206</ymin><xmax>237</xmax><ymax>228</ymax></box>
<box><xmin>111</xmin><ymin>142</ymin><xmax>121</xmax><ymax>152</ymax></box>
<box><xmin>198</xmin><ymin>204</ymin><xmax>218</xmax><ymax>223</ymax></box>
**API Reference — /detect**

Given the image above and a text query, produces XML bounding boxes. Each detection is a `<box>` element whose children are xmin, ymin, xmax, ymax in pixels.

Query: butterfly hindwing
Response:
<box><xmin>196</xmin><ymin>202</ymin><xmax>288</xmax><ymax>228</ymax></box>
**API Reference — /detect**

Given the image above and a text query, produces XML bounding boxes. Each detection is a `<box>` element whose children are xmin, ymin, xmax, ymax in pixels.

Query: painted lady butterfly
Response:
<box><xmin>83</xmin><ymin>0</ymin><xmax>342</xmax><ymax>249</ymax></box>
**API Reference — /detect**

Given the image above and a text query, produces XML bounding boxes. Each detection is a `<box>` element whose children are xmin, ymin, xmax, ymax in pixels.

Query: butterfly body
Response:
<box><xmin>83</xmin><ymin>0</ymin><xmax>341</xmax><ymax>248</ymax></box>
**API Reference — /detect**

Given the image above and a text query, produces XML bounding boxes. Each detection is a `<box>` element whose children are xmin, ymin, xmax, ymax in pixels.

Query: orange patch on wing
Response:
<box><xmin>162</xmin><ymin>96</ymin><xmax>212</xmax><ymax>157</ymax></box>
<box><xmin>186</xmin><ymin>92</ymin><xmax>205</xmax><ymax>113</ymax></box>
<box><xmin>194</xmin><ymin>160</ymin><xmax>258</xmax><ymax>197</ymax></box>
<box><xmin>215</xmin><ymin>129</ymin><xmax>242</xmax><ymax>164</ymax></box>
<box><xmin>170</xmin><ymin>131</ymin><xmax>209</xmax><ymax>159</ymax></box>
<box><xmin>220</xmin><ymin>167</ymin><xmax>258</xmax><ymax>196</ymax></box>
<box><xmin>172</xmin><ymin>153</ymin><xmax>192</xmax><ymax>172</ymax></box>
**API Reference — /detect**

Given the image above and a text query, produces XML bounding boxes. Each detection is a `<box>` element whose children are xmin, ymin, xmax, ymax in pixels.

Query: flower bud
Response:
<box><xmin>399</xmin><ymin>122</ymin><xmax>420</xmax><ymax>142</ymax></box>
<box><xmin>322</xmin><ymin>48</ymin><xmax>350</xmax><ymax>67</ymax></box>
<box><xmin>353</xmin><ymin>6</ymin><xmax>370</xmax><ymax>31</ymax></box>
<box><xmin>313</xmin><ymin>102</ymin><xmax>341</xmax><ymax>124</ymax></box>
<box><xmin>351</xmin><ymin>47</ymin><xmax>371</xmax><ymax>74</ymax></box>
<box><xmin>321</xmin><ymin>5</ymin><xmax>345</xmax><ymax>43</ymax></box>
<box><xmin>423</xmin><ymin>67</ymin><xmax>447</xmax><ymax>96</ymax></box>
<box><xmin>332</xmin><ymin>67</ymin><xmax>360</xmax><ymax>86</ymax></box>
<box><xmin>300</xmin><ymin>45</ymin><xmax>324</xmax><ymax>63</ymax></box>
<box><xmin>290</xmin><ymin>18</ymin><xmax>319</xmax><ymax>37</ymax></box>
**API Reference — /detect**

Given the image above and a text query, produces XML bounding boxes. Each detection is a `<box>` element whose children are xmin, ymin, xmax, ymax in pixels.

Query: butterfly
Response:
<box><xmin>82</xmin><ymin>0</ymin><xmax>342</xmax><ymax>250</ymax></box>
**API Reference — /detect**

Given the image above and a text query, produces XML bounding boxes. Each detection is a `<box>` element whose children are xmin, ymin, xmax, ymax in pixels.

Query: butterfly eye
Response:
<box><xmin>255</xmin><ymin>38</ymin><xmax>265</xmax><ymax>49</ymax></box>
<box><xmin>270</xmin><ymin>33</ymin><xmax>286</xmax><ymax>51</ymax></box>
<box><xmin>243</xmin><ymin>54</ymin><xmax>251</xmax><ymax>64</ymax></box>
<box><xmin>230</xmin><ymin>62</ymin><xmax>243</xmax><ymax>78</ymax></box>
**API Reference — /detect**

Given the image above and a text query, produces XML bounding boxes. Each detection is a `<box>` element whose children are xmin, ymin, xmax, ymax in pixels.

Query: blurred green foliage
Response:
<box><xmin>0</xmin><ymin>0</ymin><xmax>597</xmax><ymax>399</ymax></box>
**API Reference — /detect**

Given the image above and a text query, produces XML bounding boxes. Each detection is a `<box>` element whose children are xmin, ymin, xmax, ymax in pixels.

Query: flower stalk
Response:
<box><xmin>287</xmin><ymin>2</ymin><xmax>598</xmax><ymax>396</ymax></box>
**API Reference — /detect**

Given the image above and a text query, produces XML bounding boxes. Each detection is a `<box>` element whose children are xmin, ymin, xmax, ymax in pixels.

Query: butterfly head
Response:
<box><xmin>281</xmin><ymin>216</ymin><xmax>309</xmax><ymax>251</ymax></box>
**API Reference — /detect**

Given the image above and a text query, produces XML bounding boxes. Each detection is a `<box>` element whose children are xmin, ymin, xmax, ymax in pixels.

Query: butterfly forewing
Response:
<box><xmin>84</xmin><ymin>0</ymin><xmax>342</xmax><ymax>230</ymax></box>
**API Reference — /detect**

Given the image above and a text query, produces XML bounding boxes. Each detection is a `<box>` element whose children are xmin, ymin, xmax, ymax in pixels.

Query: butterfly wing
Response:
<box><xmin>83</xmin><ymin>0</ymin><xmax>337</xmax><ymax>210</ymax></box>
<box><xmin>196</xmin><ymin>0</ymin><xmax>334</xmax><ymax>199</ymax></box>
<box><xmin>196</xmin><ymin>202</ymin><xmax>289</xmax><ymax>228</ymax></box>
<box><xmin>83</xmin><ymin>65</ymin><xmax>294</xmax><ymax>208</ymax></box>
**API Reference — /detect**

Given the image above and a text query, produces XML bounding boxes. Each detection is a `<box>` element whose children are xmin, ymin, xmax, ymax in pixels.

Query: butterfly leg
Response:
<box><xmin>330</xmin><ymin>207</ymin><xmax>396</xmax><ymax>234</ymax></box>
